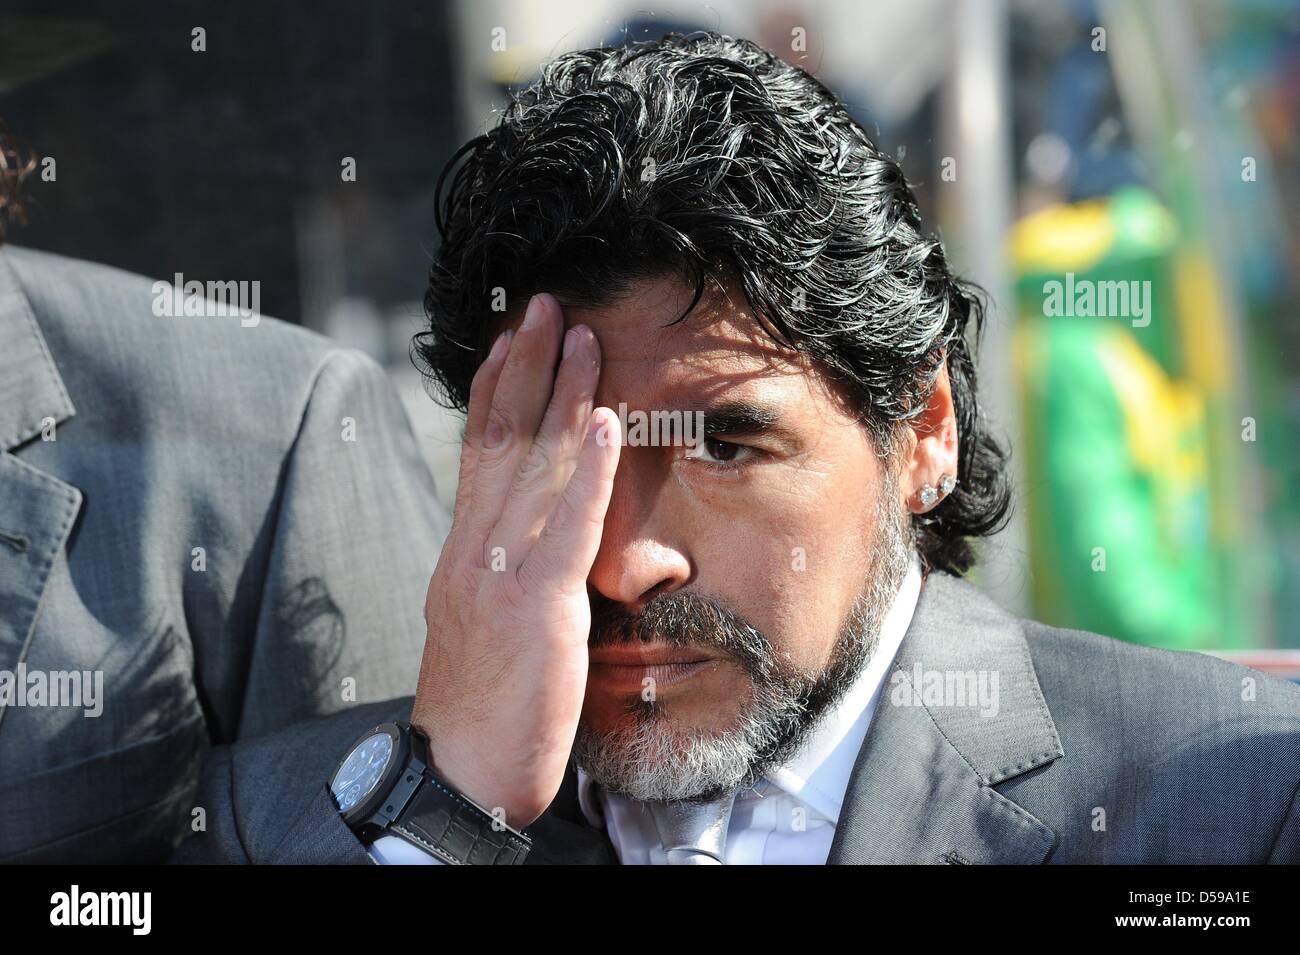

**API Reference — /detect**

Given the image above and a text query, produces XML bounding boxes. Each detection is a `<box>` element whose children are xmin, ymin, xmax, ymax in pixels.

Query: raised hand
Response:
<box><xmin>410</xmin><ymin>293</ymin><xmax>621</xmax><ymax>828</ymax></box>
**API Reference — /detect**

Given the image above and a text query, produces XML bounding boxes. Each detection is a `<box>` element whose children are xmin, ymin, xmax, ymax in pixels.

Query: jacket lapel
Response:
<box><xmin>828</xmin><ymin>571</ymin><xmax>1064</xmax><ymax>864</ymax></box>
<box><xmin>0</xmin><ymin>249</ymin><xmax>82</xmax><ymax>735</ymax></box>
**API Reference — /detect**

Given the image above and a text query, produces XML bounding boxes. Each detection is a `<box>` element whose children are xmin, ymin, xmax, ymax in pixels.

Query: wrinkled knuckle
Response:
<box><xmin>515</xmin><ymin>443</ymin><xmax>556</xmax><ymax>491</ymax></box>
<box><xmin>479</xmin><ymin>412</ymin><xmax>514</xmax><ymax>459</ymax></box>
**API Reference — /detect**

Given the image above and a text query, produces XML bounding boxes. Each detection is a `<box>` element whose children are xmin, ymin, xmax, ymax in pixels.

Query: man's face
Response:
<box><xmin>530</xmin><ymin>273</ymin><xmax>915</xmax><ymax>801</ymax></box>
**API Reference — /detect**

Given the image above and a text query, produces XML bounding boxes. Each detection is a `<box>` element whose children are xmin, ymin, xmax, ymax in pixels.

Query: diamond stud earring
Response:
<box><xmin>918</xmin><ymin>474</ymin><xmax>957</xmax><ymax>511</ymax></box>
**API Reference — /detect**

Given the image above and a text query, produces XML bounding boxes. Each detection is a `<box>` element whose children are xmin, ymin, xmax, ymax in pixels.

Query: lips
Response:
<box><xmin>588</xmin><ymin>645</ymin><xmax>713</xmax><ymax>667</ymax></box>
<box><xmin>587</xmin><ymin>645</ymin><xmax>720</xmax><ymax>692</ymax></box>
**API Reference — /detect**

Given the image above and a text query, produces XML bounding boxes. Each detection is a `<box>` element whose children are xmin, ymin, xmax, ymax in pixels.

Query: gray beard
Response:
<box><xmin>572</xmin><ymin>477</ymin><xmax>915</xmax><ymax>803</ymax></box>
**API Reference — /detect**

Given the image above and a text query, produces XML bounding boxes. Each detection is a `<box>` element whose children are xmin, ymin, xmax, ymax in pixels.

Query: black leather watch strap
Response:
<box><xmin>390</xmin><ymin>774</ymin><xmax>531</xmax><ymax>865</ymax></box>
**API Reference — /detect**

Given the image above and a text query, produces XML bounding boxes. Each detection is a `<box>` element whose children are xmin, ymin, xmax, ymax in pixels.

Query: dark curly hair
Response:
<box><xmin>415</xmin><ymin>32</ymin><xmax>1011</xmax><ymax>575</ymax></box>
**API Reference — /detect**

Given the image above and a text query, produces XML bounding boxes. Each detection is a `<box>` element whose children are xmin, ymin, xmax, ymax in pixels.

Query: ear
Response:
<box><xmin>902</xmin><ymin>361</ymin><xmax>959</xmax><ymax>514</ymax></box>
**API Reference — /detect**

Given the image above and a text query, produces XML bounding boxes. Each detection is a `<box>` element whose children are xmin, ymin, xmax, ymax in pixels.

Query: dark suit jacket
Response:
<box><xmin>0</xmin><ymin>247</ymin><xmax>449</xmax><ymax>862</ymax></box>
<box><xmin>172</xmin><ymin>570</ymin><xmax>1300</xmax><ymax>864</ymax></box>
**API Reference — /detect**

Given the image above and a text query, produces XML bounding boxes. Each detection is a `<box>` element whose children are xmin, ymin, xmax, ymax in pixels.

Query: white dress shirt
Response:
<box><xmin>370</xmin><ymin>556</ymin><xmax>923</xmax><ymax>865</ymax></box>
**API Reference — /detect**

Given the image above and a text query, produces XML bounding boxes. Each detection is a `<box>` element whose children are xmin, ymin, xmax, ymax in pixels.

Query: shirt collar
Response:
<box><xmin>576</xmin><ymin>555</ymin><xmax>925</xmax><ymax>828</ymax></box>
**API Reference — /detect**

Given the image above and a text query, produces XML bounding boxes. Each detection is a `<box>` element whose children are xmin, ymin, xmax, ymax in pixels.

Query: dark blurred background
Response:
<box><xmin>1</xmin><ymin>0</ymin><xmax>459</xmax><ymax>321</ymax></box>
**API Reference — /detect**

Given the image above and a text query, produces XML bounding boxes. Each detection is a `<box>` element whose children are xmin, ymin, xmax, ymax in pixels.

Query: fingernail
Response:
<box><xmin>590</xmin><ymin>411</ymin><xmax>612</xmax><ymax>447</ymax></box>
<box><xmin>563</xmin><ymin>327</ymin><xmax>577</xmax><ymax>359</ymax></box>
<box><xmin>522</xmin><ymin>295</ymin><xmax>545</xmax><ymax>331</ymax></box>
<box><xmin>488</xmin><ymin>330</ymin><xmax>510</xmax><ymax>361</ymax></box>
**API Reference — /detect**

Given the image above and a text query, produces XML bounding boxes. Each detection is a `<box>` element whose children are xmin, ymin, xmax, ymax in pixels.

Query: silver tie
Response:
<box><xmin>646</xmin><ymin>793</ymin><xmax>738</xmax><ymax>865</ymax></box>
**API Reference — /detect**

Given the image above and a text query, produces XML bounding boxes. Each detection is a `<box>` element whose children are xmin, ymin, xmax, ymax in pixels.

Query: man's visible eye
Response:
<box><xmin>684</xmin><ymin>436</ymin><xmax>758</xmax><ymax>469</ymax></box>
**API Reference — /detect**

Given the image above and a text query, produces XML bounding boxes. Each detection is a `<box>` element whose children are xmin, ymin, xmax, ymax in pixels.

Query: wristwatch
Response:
<box><xmin>328</xmin><ymin>721</ymin><xmax>531</xmax><ymax>865</ymax></box>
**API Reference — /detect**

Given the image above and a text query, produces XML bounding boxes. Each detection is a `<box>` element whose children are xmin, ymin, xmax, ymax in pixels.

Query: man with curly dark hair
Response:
<box><xmin>177</xmin><ymin>32</ymin><xmax>1300</xmax><ymax>866</ymax></box>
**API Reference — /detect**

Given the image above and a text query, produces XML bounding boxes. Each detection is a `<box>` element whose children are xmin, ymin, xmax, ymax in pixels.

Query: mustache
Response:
<box><xmin>588</xmin><ymin>589</ymin><xmax>777</xmax><ymax>680</ymax></box>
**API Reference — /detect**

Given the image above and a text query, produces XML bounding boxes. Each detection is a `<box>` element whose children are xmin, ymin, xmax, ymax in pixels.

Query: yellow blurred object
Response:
<box><xmin>1094</xmin><ymin>325</ymin><xmax>1206</xmax><ymax>486</ymax></box>
<box><xmin>1009</xmin><ymin>200</ymin><xmax>1115</xmax><ymax>273</ymax></box>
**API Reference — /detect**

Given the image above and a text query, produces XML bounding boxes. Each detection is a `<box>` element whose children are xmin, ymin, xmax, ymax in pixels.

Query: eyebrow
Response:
<box><xmin>690</xmin><ymin>400</ymin><xmax>800</xmax><ymax>445</ymax></box>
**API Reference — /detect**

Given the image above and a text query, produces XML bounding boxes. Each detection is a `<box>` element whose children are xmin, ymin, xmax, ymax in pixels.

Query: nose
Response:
<box><xmin>586</xmin><ymin>451</ymin><xmax>692</xmax><ymax>610</ymax></box>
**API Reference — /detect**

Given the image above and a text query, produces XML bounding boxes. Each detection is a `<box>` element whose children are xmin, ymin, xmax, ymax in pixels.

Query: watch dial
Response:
<box><xmin>331</xmin><ymin>732</ymin><xmax>394</xmax><ymax>812</ymax></box>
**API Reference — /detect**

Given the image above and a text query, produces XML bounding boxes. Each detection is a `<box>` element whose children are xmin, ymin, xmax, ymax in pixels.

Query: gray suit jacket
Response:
<box><xmin>0</xmin><ymin>247</ymin><xmax>449</xmax><ymax>862</ymax></box>
<box><xmin>173</xmin><ymin>569</ymin><xmax>1300</xmax><ymax>864</ymax></box>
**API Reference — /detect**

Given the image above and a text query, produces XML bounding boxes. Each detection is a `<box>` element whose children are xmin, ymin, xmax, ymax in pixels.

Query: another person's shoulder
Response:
<box><xmin>2</xmin><ymin>244</ymin><xmax>374</xmax><ymax>392</ymax></box>
<box><xmin>2</xmin><ymin>244</ymin><xmax>400</xmax><ymax>448</ymax></box>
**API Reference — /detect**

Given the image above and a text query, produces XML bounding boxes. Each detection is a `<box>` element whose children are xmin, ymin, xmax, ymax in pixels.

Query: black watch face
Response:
<box><xmin>330</xmin><ymin>731</ymin><xmax>395</xmax><ymax>813</ymax></box>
